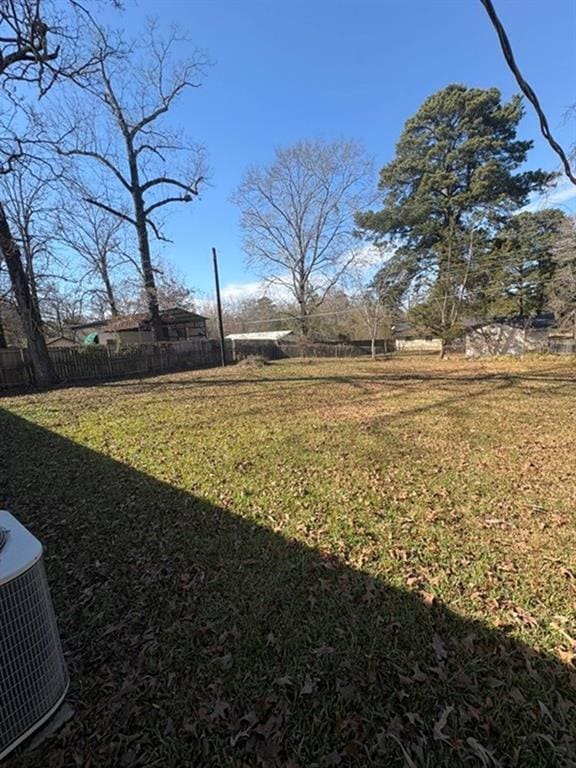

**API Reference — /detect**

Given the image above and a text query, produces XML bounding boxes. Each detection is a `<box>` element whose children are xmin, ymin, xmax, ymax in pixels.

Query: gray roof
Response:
<box><xmin>470</xmin><ymin>313</ymin><xmax>556</xmax><ymax>331</ymax></box>
<box><xmin>225</xmin><ymin>330</ymin><xmax>293</xmax><ymax>341</ymax></box>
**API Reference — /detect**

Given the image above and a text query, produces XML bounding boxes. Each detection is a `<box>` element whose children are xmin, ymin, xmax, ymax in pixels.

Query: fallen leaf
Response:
<box><xmin>433</xmin><ymin>633</ymin><xmax>447</xmax><ymax>661</ymax></box>
<box><xmin>433</xmin><ymin>704</ymin><xmax>454</xmax><ymax>741</ymax></box>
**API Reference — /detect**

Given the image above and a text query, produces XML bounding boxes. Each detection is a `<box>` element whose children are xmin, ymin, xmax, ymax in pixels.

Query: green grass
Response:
<box><xmin>1</xmin><ymin>355</ymin><xmax>575</xmax><ymax>767</ymax></box>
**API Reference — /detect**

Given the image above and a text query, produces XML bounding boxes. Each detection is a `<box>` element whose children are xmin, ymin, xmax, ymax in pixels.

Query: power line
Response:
<box><xmin>479</xmin><ymin>0</ymin><xmax>576</xmax><ymax>187</ymax></box>
<box><xmin>239</xmin><ymin>306</ymin><xmax>380</xmax><ymax>326</ymax></box>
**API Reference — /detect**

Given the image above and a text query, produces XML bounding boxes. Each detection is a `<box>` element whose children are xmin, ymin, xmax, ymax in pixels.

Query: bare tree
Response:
<box><xmin>0</xmin><ymin>1</ymin><xmax>61</xmax><ymax>381</ymax></box>
<box><xmin>233</xmin><ymin>139</ymin><xmax>374</xmax><ymax>336</ymax></box>
<box><xmin>0</xmin><ymin>163</ymin><xmax>61</xmax><ymax>305</ymax></box>
<box><xmin>0</xmin><ymin>0</ymin><xmax>111</xmax><ymax>95</ymax></box>
<box><xmin>55</xmin><ymin>22</ymin><xmax>208</xmax><ymax>340</ymax></box>
<box><xmin>56</xmin><ymin>195</ymin><xmax>132</xmax><ymax>317</ymax></box>
<box><xmin>112</xmin><ymin>256</ymin><xmax>197</xmax><ymax>316</ymax></box>
<box><xmin>0</xmin><ymin>0</ymin><xmax>113</xmax><ymax>384</ymax></box>
<box><xmin>40</xmin><ymin>278</ymin><xmax>85</xmax><ymax>333</ymax></box>
<box><xmin>344</xmin><ymin>249</ymin><xmax>390</xmax><ymax>358</ymax></box>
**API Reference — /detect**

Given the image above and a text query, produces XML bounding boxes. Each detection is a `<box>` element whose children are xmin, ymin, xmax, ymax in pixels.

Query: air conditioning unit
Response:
<box><xmin>0</xmin><ymin>511</ymin><xmax>69</xmax><ymax>760</ymax></box>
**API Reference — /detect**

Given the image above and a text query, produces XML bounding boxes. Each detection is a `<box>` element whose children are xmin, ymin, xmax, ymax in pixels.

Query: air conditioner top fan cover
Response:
<box><xmin>0</xmin><ymin>511</ymin><xmax>70</xmax><ymax>760</ymax></box>
<box><xmin>0</xmin><ymin>512</ymin><xmax>42</xmax><ymax>585</ymax></box>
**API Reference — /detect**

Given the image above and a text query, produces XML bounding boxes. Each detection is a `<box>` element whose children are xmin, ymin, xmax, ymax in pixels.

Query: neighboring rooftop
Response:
<box><xmin>225</xmin><ymin>330</ymin><xmax>294</xmax><ymax>341</ymax></box>
<box><xmin>70</xmin><ymin>307</ymin><xmax>208</xmax><ymax>332</ymax></box>
<box><xmin>471</xmin><ymin>313</ymin><xmax>556</xmax><ymax>330</ymax></box>
<box><xmin>68</xmin><ymin>319</ymin><xmax>105</xmax><ymax>330</ymax></box>
<box><xmin>392</xmin><ymin>321</ymin><xmax>437</xmax><ymax>339</ymax></box>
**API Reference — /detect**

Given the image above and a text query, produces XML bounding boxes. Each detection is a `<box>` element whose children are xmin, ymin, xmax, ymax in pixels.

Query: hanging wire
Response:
<box><xmin>479</xmin><ymin>0</ymin><xmax>576</xmax><ymax>187</ymax></box>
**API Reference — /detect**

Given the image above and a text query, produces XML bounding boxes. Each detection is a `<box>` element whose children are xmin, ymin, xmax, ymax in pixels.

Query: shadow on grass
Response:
<box><xmin>88</xmin><ymin>371</ymin><xmax>575</xmax><ymax>431</ymax></box>
<box><xmin>3</xmin><ymin>359</ymin><xmax>575</xmax><ymax>402</ymax></box>
<box><xmin>83</xmin><ymin>365</ymin><xmax>576</xmax><ymax>393</ymax></box>
<box><xmin>0</xmin><ymin>409</ymin><xmax>574</xmax><ymax>768</ymax></box>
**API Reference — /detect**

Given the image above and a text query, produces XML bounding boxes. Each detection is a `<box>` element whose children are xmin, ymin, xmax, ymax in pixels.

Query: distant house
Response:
<box><xmin>225</xmin><ymin>330</ymin><xmax>294</xmax><ymax>342</ymax></box>
<box><xmin>465</xmin><ymin>314</ymin><xmax>555</xmax><ymax>357</ymax></box>
<box><xmin>392</xmin><ymin>322</ymin><xmax>443</xmax><ymax>353</ymax></box>
<box><xmin>69</xmin><ymin>307</ymin><xmax>208</xmax><ymax>347</ymax></box>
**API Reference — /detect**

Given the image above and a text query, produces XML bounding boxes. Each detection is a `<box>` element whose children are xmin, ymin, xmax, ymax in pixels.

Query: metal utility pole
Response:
<box><xmin>212</xmin><ymin>247</ymin><xmax>226</xmax><ymax>366</ymax></box>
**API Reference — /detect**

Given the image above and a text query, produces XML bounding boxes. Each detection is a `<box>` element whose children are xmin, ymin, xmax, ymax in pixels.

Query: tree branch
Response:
<box><xmin>83</xmin><ymin>198</ymin><xmax>137</xmax><ymax>227</ymax></box>
<box><xmin>145</xmin><ymin>217</ymin><xmax>172</xmax><ymax>243</ymax></box>
<box><xmin>141</xmin><ymin>175</ymin><xmax>203</xmax><ymax>194</ymax></box>
<box><xmin>128</xmin><ymin>79</ymin><xmax>201</xmax><ymax>138</ymax></box>
<box><xmin>56</xmin><ymin>146</ymin><xmax>132</xmax><ymax>192</ymax></box>
<box><xmin>480</xmin><ymin>0</ymin><xmax>576</xmax><ymax>186</ymax></box>
<box><xmin>144</xmin><ymin>194</ymin><xmax>196</xmax><ymax>217</ymax></box>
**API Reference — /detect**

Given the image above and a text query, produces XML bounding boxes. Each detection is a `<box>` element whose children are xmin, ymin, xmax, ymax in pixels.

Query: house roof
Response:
<box><xmin>391</xmin><ymin>321</ymin><xmax>435</xmax><ymax>339</ymax></box>
<box><xmin>157</xmin><ymin>307</ymin><xmax>208</xmax><ymax>323</ymax></box>
<box><xmin>68</xmin><ymin>319</ymin><xmax>106</xmax><ymax>331</ymax></box>
<box><xmin>225</xmin><ymin>330</ymin><xmax>294</xmax><ymax>341</ymax></box>
<box><xmin>70</xmin><ymin>307</ymin><xmax>207</xmax><ymax>333</ymax></box>
<box><xmin>105</xmin><ymin>314</ymin><xmax>147</xmax><ymax>332</ymax></box>
<box><xmin>470</xmin><ymin>313</ymin><xmax>556</xmax><ymax>331</ymax></box>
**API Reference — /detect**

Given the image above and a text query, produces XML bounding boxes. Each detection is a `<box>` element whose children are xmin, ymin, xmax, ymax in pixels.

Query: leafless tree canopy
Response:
<box><xmin>56</xmin><ymin>195</ymin><xmax>130</xmax><ymax>317</ymax></box>
<box><xmin>0</xmin><ymin>0</ymin><xmax>113</xmax><ymax>93</ymax></box>
<box><xmin>0</xmin><ymin>162</ymin><xmax>58</xmax><ymax>298</ymax></box>
<box><xmin>343</xmin><ymin>250</ymin><xmax>390</xmax><ymax>358</ymax></box>
<box><xmin>52</xmin><ymin>21</ymin><xmax>208</xmax><ymax>339</ymax></box>
<box><xmin>0</xmin><ymin>0</ymin><xmax>117</xmax><ymax>382</ymax></box>
<box><xmin>1</xmin><ymin>0</ymin><xmax>59</xmax><ymax>83</ymax></box>
<box><xmin>233</xmin><ymin>139</ymin><xmax>374</xmax><ymax>335</ymax></box>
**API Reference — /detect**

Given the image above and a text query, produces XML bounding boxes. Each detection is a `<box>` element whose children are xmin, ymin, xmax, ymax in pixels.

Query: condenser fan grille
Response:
<box><xmin>0</xmin><ymin>558</ymin><xmax>69</xmax><ymax>758</ymax></box>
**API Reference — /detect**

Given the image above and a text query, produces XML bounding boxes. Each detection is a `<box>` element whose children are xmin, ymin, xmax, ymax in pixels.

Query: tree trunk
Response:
<box><xmin>0</xmin><ymin>203</ymin><xmax>54</xmax><ymax>386</ymax></box>
<box><xmin>298</xmin><ymin>300</ymin><xmax>309</xmax><ymax>337</ymax></box>
<box><xmin>370</xmin><ymin>335</ymin><xmax>376</xmax><ymax>360</ymax></box>
<box><xmin>22</xmin><ymin>234</ymin><xmax>42</xmax><ymax>312</ymax></box>
<box><xmin>0</xmin><ymin>308</ymin><xmax>7</xmax><ymax>348</ymax></box>
<box><xmin>128</xmin><ymin>146</ymin><xmax>163</xmax><ymax>341</ymax></box>
<box><xmin>100</xmin><ymin>258</ymin><xmax>119</xmax><ymax>316</ymax></box>
<box><xmin>297</xmin><ymin>276</ymin><xmax>309</xmax><ymax>337</ymax></box>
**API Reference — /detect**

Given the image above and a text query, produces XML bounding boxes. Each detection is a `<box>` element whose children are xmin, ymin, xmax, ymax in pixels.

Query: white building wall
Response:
<box><xmin>395</xmin><ymin>338</ymin><xmax>443</xmax><ymax>352</ymax></box>
<box><xmin>466</xmin><ymin>325</ymin><xmax>548</xmax><ymax>357</ymax></box>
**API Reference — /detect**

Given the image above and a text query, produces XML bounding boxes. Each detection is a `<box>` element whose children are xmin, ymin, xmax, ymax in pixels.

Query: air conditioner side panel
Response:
<box><xmin>0</xmin><ymin>557</ymin><xmax>70</xmax><ymax>760</ymax></box>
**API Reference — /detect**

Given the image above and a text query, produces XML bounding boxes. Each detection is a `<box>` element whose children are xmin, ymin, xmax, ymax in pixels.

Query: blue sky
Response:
<box><xmin>106</xmin><ymin>0</ymin><xmax>576</xmax><ymax>300</ymax></box>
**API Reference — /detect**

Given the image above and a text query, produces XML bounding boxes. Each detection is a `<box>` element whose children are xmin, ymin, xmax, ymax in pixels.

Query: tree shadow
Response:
<box><xmin>63</xmin><ymin>364</ymin><xmax>576</xmax><ymax>394</ymax></box>
<box><xmin>4</xmin><ymin>359</ymin><xmax>575</xmax><ymax>402</ymax></box>
<box><xmin>0</xmin><ymin>409</ymin><xmax>574</xmax><ymax>768</ymax></box>
<box><xmin>90</xmin><ymin>370</ymin><xmax>574</xmax><ymax>430</ymax></box>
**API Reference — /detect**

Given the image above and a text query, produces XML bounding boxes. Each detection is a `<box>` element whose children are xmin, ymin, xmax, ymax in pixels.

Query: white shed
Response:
<box><xmin>225</xmin><ymin>330</ymin><xmax>294</xmax><ymax>342</ymax></box>
<box><xmin>465</xmin><ymin>315</ymin><xmax>554</xmax><ymax>357</ymax></box>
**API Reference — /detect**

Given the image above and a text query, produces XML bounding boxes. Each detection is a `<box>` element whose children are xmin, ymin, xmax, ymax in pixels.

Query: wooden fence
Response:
<box><xmin>0</xmin><ymin>337</ymin><xmax>397</xmax><ymax>390</ymax></box>
<box><xmin>548</xmin><ymin>339</ymin><xmax>576</xmax><ymax>355</ymax></box>
<box><xmin>230</xmin><ymin>340</ymin><xmax>391</xmax><ymax>361</ymax></box>
<box><xmin>5</xmin><ymin>334</ymin><xmax>572</xmax><ymax>390</ymax></box>
<box><xmin>0</xmin><ymin>339</ymin><xmax>229</xmax><ymax>389</ymax></box>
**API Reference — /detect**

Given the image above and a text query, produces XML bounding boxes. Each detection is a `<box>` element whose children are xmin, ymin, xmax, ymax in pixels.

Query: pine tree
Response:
<box><xmin>358</xmin><ymin>84</ymin><xmax>553</xmax><ymax>342</ymax></box>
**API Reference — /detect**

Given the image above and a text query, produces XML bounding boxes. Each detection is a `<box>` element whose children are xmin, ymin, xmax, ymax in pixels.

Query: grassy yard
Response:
<box><xmin>1</xmin><ymin>355</ymin><xmax>575</xmax><ymax>767</ymax></box>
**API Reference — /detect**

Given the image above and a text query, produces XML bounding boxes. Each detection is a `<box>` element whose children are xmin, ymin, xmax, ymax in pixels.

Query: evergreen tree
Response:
<box><xmin>358</xmin><ymin>84</ymin><xmax>553</xmax><ymax>341</ymax></box>
<box><xmin>475</xmin><ymin>209</ymin><xmax>566</xmax><ymax>318</ymax></box>
<box><xmin>547</xmin><ymin>214</ymin><xmax>576</xmax><ymax>329</ymax></box>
